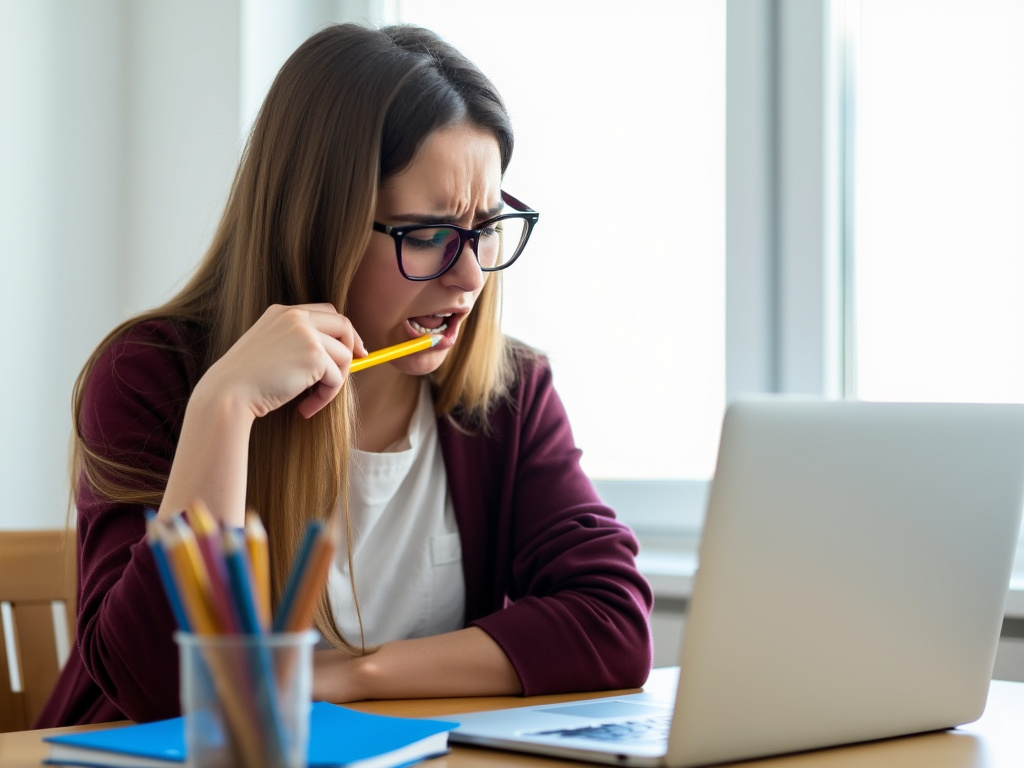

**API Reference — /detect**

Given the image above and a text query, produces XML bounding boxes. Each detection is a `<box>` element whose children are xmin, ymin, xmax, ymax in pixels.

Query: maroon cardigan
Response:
<box><xmin>35</xmin><ymin>320</ymin><xmax>652</xmax><ymax>726</ymax></box>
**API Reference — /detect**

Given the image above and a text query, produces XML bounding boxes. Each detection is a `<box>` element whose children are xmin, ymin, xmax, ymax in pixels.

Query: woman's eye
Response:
<box><xmin>405</xmin><ymin>236</ymin><xmax>436</xmax><ymax>250</ymax></box>
<box><xmin>405</xmin><ymin>228</ymin><xmax>453</xmax><ymax>250</ymax></box>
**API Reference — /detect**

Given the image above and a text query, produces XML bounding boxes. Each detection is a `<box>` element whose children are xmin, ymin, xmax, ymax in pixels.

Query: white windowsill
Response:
<box><xmin>637</xmin><ymin>549</ymin><xmax>1024</xmax><ymax>619</ymax></box>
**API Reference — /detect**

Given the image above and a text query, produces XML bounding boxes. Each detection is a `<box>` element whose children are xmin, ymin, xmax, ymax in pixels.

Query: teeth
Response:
<box><xmin>410</xmin><ymin>318</ymin><xmax>448</xmax><ymax>334</ymax></box>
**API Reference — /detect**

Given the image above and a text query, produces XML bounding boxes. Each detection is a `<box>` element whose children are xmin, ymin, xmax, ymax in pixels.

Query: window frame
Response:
<box><xmin>623</xmin><ymin>0</ymin><xmax>848</xmax><ymax>546</ymax></box>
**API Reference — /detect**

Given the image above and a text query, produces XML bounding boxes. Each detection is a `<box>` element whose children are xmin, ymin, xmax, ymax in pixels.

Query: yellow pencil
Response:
<box><xmin>187</xmin><ymin>501</ymin><xmax>241</xmax><ymax>633</ymax></box>
<box><xmin>349</xmin><ymin>334</ymin><xmax>440</xmax><ymax>372</ymax></box>
<box><xmin>244</xmin><ymin>511</ymin><xmax>271</xmax><ymax>631</ymax></box>
<box><xmin>164</xmin><ymin>518</ymin><xmax>220</xmax><ymax>635</ymax></box>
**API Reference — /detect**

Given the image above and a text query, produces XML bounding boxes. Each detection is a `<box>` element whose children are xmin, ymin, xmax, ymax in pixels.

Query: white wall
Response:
<box><xmin>120</xmin><ymin>1</ymin><xmax>242</xmax><ymax>318</ymax></box>
<box><xmin>1</xmin><ymin>0</ymin><xmax>131</xmax><ymax>531</ymax></box>
<box><xmin>0</xmin><ymin>0</ymin><xmax>392</xmax><ymax>530</ymax></box>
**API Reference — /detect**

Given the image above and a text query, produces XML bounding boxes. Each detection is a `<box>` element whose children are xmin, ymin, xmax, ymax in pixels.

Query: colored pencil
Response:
<box><xmin>272</xmin><ymin>521</ymin><xmax>324</xmax><ymax>633</ymax></box>
<box><xmin>187</xmin><ymin>501</ymin><xmax>241</xmax><ymax>633</ymax></box>
<box><xmin>244</xmin><ymin>512</ymin><xmax>271</xmax><ymax>631</ymax></box>
<box><xmin>221</xmin><ymin>528</ymin><xmax>261</xmax><ymax>635</ymax></box>
<box><xmin>163</xmin><ymin>517</ymin><xmax>219</xmax><ymax>634</ymax></box>
<box><xmin>276</xmin><ymin>520</ymin><xmax>337</xmax><ymax>634</ymax></box>
<box><xmin>223</xmin><ymin>527</ymin><xmax>288</xmax><ymax>763</ymax></box>
<box><xmin>349</xmin><ymin>334</ymin><xmax>440</xmax><ymax>372</ymax></box>
<box><xmin>146</xmin><ymin>505</ymin><xmax>335</xmax><ymax>768</ymax></box>
<box><xmin>144</xmin><ymin>510</ymin><xmax>190</xmax><ymax>632</ymax></box>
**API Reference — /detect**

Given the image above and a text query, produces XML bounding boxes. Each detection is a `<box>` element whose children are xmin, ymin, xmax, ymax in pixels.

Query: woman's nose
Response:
<box><xmin>440</xmin><ymin>238</ymin><xmax>486</xmax><ymax>292</ymax></box>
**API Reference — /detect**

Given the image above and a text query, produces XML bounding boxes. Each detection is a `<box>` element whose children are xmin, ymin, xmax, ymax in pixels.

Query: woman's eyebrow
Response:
<box><xmin>388</xmin><ymin>201</ymin><xmax>505</xmax><ymax>225</ymax></box>
<box><xmin>388</xmin><ymin>213</ymin><xmax>451</xmax><ymax>225</ymax></box>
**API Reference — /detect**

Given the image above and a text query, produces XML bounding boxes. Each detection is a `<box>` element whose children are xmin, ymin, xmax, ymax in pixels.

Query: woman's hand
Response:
<box><xmin>158</xmin><ymin>304</ymin><xmax>365</xmax><ymax>525</ymax></box>
<box><xmin>200</xmin><ymin>303</ymin><xmax>367</xmax><ymax>420</ymax></box>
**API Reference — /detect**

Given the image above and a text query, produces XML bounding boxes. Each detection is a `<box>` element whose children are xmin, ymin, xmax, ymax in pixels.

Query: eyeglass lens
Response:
<box><xmin>401</xmin><ymin>216</ymin><xmax>529</xmax><ymax>279</ymax></box>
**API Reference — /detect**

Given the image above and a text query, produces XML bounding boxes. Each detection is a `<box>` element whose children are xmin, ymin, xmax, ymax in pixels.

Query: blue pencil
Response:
<box><xmin>144</xmin><ymin>509</ymin><xmax>191</xmax><ymax>632</ymax></box>
<box><xmin>222</xmin><ymin>528</ymin><xmax>287</xmax><ymax>762</ymax></box>
<box><xmin>273</xmin><ymin>520</ymin><xmax>324</xmax><ymax>632</ymax></box>
<box><xmin>221</xmin><ymin>528</ymin><xmax>263</xmax><ymax>634</ymax></box>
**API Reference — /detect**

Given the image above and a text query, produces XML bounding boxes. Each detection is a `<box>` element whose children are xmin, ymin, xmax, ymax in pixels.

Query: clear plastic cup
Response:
<box><xmin>176</xmin><ymin>630</ymin><xmax>317</xmax><ymax>768</ymax></box>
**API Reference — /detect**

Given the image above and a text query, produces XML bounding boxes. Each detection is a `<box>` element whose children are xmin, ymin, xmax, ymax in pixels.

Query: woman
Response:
<box><xmin>36</xmin><ymin>22</ymin><xmax>652</xmax><ymax>726</ymax></box>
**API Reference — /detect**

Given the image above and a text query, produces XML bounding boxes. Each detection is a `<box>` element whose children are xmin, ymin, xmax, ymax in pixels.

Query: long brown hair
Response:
<box><xmin>70</xmin><ymin>23</ymin><xmax>517</xmax><ymax>651</ymax></box>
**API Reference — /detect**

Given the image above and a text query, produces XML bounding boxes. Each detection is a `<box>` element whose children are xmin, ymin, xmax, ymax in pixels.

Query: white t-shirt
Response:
<box><xmin>326</xmin><ymin>381</ymin><xmax>466</xmax><ymax>647</ymax></box>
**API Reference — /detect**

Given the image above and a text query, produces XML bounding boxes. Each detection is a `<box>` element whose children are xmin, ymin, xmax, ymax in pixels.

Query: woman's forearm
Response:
<box><xmin>312</xmin><ymin>626</ymin><xmax>522</xmax><ymax>702</ymax></box>
<box><xmin>158</xmin><ymin>380</ymin><xmax>255</xmax><ymax>527</ymax></box>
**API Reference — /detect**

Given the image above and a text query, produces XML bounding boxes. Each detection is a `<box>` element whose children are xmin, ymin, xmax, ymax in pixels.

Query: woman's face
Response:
<box><xmin>347</xmin><ymin>122</ymin><xmax>503</xmax><ymax>377</ymax></box>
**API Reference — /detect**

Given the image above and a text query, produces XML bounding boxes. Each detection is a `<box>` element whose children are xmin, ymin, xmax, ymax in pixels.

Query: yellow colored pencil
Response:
<box><xmin>164</xmin><ymin>517</ymin><xmax>219</xmax><ymax>635</ymax></box>
<box><xmin>349</xmin><ymin>334</ymin><xmax>440</xmax><ymax>372</ymax></box>
<box><xmin>187</xmin><ymin>501</ymin><xmax>241</xmax><ymax>633</ymax></box>
<box><xmin>244</xmin><ymin>512</ymin><xmax>271</xmax><ymax>631</ymax></box>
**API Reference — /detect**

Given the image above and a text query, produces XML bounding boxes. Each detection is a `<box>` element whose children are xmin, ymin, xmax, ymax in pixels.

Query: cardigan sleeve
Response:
<box><xmin>449</xmin><ymin>353</ymin><xmax>654</xmax><ymax>695</ymax></box>
<box><xmin>71</xmin><ymin>321</ymin><xmax>198</xmax><ymax>721</ymax></box>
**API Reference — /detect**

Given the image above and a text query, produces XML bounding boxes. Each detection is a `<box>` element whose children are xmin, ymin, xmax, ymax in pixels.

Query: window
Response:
<box><xmin>850</xmin><ymin>0</ymin><xmax>1024</xmax><ymax>404</ymax></box>
<box><xmin>396</xmin><ymin>1</ymin><xmax>727</xmax><ymax>535</ymax></box>
<box><xmin>386</xmin><ymin>1</ymin><xmax>1024</xmax><ymax>558</ymax></box>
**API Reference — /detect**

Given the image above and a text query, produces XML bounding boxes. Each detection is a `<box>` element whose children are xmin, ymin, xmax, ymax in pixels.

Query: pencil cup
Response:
<box><xmin>176</xmin><ymin>630</ymin><xmax>317</xmax><ymax>768</ymax></box>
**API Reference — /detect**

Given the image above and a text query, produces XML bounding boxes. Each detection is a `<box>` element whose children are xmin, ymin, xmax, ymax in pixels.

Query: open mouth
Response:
<box><xmin>409</xmin><ymin>313</ymin><xmax>452</xmax><ymax>335</ymax></box>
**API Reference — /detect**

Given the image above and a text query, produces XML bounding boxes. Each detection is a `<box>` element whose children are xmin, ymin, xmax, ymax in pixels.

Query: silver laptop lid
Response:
<box><xmin>671</xmin><ymin>400</ymin><xmax>1024</xmax><ymax>766</ymax></box>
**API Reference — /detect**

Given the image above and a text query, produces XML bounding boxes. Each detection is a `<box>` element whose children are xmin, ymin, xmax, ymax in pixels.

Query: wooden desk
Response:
<box><xmin>5</xmin><ymin>669</ymin><xmax>1024</xmax><ymax>767</ymax></box>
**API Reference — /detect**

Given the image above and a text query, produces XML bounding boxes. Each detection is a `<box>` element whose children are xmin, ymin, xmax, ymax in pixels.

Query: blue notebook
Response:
<box><xmin>43</xmin><ymin>701</ymin><xmax>458</xmax><ymax>768</ymax></box>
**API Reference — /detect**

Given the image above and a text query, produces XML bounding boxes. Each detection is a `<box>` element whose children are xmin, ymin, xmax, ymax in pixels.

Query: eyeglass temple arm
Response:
<box><xmin>501</xmin><ymin>190</ymin><xmax>536</xmax><ymax>214</ymax></box>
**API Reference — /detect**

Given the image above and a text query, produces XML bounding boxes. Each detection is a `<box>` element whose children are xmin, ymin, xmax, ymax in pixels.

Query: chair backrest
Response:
<box><xmin>0</xmin><ymin>530</ymin><xmax>76</xmax><ymax>731</ymax></box>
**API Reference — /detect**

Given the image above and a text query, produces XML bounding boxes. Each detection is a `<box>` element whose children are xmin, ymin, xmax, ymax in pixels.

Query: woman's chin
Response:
<box><xmin>394</xmin><ymin>348</ymin><xmax>447</xmax><ymax>377</ymax></box>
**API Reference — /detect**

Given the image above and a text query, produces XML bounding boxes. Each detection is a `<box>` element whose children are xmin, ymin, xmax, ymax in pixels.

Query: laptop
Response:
<box><xmin>447</xmin><ymin>400</ymin><xmax>1024</xmax><ymax>767</ymax></box>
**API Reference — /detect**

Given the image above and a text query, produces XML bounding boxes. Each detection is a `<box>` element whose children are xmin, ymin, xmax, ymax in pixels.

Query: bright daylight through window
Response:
<box><xmin>398</xmin><ymin>0</ymin><xmax>727</xmax><ymax>495</ymax></box>
<box><xmin>851</xmin><ymin>0</ymin><xmax>1024</xmax><ymax>404</ymax></box>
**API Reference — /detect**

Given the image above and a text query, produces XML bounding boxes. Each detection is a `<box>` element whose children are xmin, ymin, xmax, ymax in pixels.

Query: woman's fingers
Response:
<box><xmin>300</xmin><ymin>303</ymin><xmax>367</xmax><ymax>359</ymax></box>
<box><xmin>293</xmin><ymin>307</ymin><xmax>369</xmax><ymax>418</ymax></box>
<box><xmin>207</xmin><ymin>304</ymin><xmax>366</xmax><ymax>420</ymax></box>
<box><xmin>297</xmin><ymin>333</ymin><xmax>351</xmax><ymax>418</ymax></box>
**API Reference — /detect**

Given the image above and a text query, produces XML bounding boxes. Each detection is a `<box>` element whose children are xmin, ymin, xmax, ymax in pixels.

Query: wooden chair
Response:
<box><xmin>0</xmin><ymin>530</ymin><xmax>76</xmax><ymax>731</ymax></box>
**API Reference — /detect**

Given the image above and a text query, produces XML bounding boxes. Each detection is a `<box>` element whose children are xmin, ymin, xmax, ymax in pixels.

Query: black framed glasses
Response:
<box><xmin>372</xmin><ymin>190</ymin><xmax>539</xmax><ymax>281</ymax></box>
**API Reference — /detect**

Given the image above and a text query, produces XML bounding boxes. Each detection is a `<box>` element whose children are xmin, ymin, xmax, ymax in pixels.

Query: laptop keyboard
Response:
<box><xmin>531</xmin><ymin>715</ymin><xmax>672</xmax><ymax>743</ymax></box>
